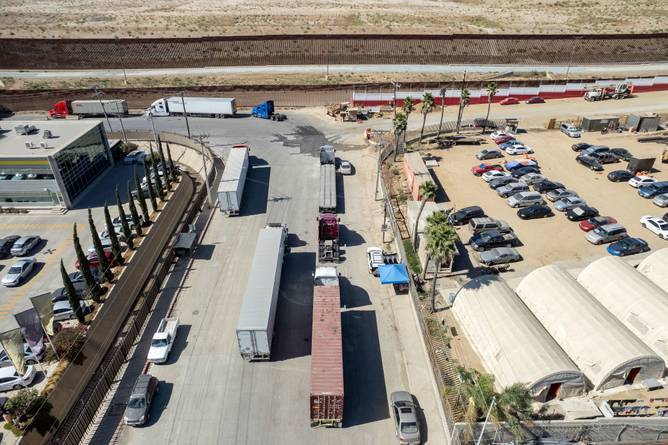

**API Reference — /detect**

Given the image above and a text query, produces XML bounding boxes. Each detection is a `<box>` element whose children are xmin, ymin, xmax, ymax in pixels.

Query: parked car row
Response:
<box><xmin>1</xmin><ymin>235</ymin><xmax>43</xmax><ymax>288</ymax></box>
<box><xmin>487</xmin><ymin>131</ymin><xmax>534</xmax><ymax>155</ymax></box>
<box><xmin>607</xmin><ymin>169</ymin><xmax>668</xmax><ymax>207</ymax></box>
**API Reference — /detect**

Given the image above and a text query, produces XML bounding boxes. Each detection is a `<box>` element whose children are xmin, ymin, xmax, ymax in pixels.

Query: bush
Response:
<box><xmin>50</xmin><ymin>327</ymin><xmax>86</xmax><ymax>361</ymax></box>
<box><xmin>4</xmin><ymin>389</ymin><xmax>46</xmax><ymax>427</ymax></box>
<box><xmin>403</xmin><ymin>239</ymin><xmax>422</xmax><ymax>275</ymax></box>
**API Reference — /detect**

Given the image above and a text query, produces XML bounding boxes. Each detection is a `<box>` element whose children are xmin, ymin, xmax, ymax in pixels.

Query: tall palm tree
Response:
<box><xmin>419</xmin><ymin>92</ymin><xmax>435</xmax><ymax>143</ymax></box>
<box><xmin>425</xmin><ymin>220</ymin><xmax>458</xmax><ymax>312</ymax></box>
<box><xmin>455</xmin><ymin>88</ymin><xmax>471</xmax><ymax>134</ymax></box>
<box><xmin>392</xmin><ymin>112</ymin><xmax>408</xmax><ymax>161</ymax></box>
<box><xmin>483</xmin><ymin>82</ymin><xmax>498</xmax><ymax>134</ymax></box>
<box><xmin>412</xmin><ymin>180</ymin><xmax>437</xmax><ymax>246</ymax></box>
<box><xmin>422</xmin><ymin>210</ymin><xmax>448</xmax><ymax>280</ymax></box>
<box><xmin>401</xmin><ymin>96</ymin><xmax>415</xmax><ymax>118</ymax></box>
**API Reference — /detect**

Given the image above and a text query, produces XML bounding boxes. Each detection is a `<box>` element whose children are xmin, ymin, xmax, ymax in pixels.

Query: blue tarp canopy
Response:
<box><xmin>379</xmin><ymin>264</ymin><xmax>410</xmax><ymax>284</ymax></box>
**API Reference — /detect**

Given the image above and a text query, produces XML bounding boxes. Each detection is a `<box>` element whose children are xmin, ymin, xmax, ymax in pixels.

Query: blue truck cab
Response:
<box><xmin>252</xmin><ymin>101</ymin><xmax>275</xmax><ymax>119</ymax></box>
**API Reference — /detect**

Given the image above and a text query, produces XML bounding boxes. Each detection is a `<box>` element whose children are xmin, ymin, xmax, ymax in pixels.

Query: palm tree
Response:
<box><xmin>483</xmin><ymin>82</ymin><xmax>498</xmax><ymax>134</ymax></box>
<box><xmin>392</xmin><ymin>112</ymin><xmax>408</xmax><ymax>161</ymax></box>
<box><xmin>127</xmin><ymin>181</ymin><xmax>142</xmax><ymax>237</ymax></box>
<box><xmin>401</xmin><ymin>96</ymin><xmax>415</xmax><ymax>117</ymax></box>
<box><xmin>455</xmin><ymin>88</ymin><xmax>471</xmax><ymax>134</ymax></box>
<box><xmin>143</xmin><ymin>162</ymin><xmax>158</xmax><ymax>212</ymax></box>
<box><xmin>419</xmin><ymin>92</ymin><xmax>435</xmax><ymax>143</ymax></box>
<box><xmin>88</xmin><ymin>209</ymin><xmax>113</xmax><ymax>283</ymax></box>
<box><xmin>422</xmin><ymin>210</ymin><xmax>448</xmax><ymax>280</ymax></box>
<box><xmin>72</xmin><ymin>223</ymin><xmax>103</xmax><ymax>303</ymax></box>
<box><xmin>115</xmin><ymin>186</ymin><xmax>133</xmax><ymax>249</ymax></box>
<box><xmin>60</xmin><ymin>260</ymin><xmax>84</xmax><ymax>324</ymax></box>
<box><xmin>103</xmin><ymin>203</ymin><xmax>125</xmax><ymax>265</ymax></box>
<box><xmin>425</xmin><ymin>219</ymin><xmax>458</xmax><ymax>312</ymax></box>
<box><xmin>135</xmin><ymin>173</ymin><xmax>151</xmax><ymax>224</ymax></box>
<box><xmin>412</xmin><ymin>180</ymin><xmax>437</xmax><ymax>246</ymax></box>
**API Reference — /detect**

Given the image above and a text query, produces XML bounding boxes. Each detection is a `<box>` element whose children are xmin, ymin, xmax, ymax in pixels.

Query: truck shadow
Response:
<box><xmin>341</xmin><ymin>310</ymin><xmax>390</xmax><ymax>427</ymax></box>
<box><xmin>145</xmin><ymin>381</ymin><xmax>174</xmax><ymax>427</ymax></box>
<box><xmin>166</xmin><ymin>324</ymin><xmax>191</xmax><ymax>365</ymax></box>
<box><xmin>336</xmin><ymin>172</ymin><xmax>346</xmax><ymax>214</ymax></box>
<box><xmin>271</xmin><ymin>251</ymin><xmax>315</xmax><ymax>362</ymax></box>
<box><xmin>241</xmin><ymin>157</ymin><xmax>270</xmax><ymax>217</ymax></box>
<box><xmin>339</xmin><ymin>224</ymin><xmax>365</xmax><ymax>247</ymax></box>
<box><xmin>339</xmin><ymin>276</ymin><xmax>371</xmax><ymax>309</ymax></box>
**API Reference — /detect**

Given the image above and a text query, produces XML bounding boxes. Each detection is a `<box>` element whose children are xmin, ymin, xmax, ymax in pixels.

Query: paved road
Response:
<box><xmin>1</xmin><ymin>63</ymin><xmax>667</xmax><ymax>79</ymax></box>
<box><xmin>90</xmin><ymin>113</ymin><xmax>448</xmax><ymax>444</ymax></box>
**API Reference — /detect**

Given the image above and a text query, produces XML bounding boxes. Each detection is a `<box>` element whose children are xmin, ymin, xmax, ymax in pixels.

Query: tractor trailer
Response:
<box><xmin>48</xmin><ymin>99</ymin><xmax>128</xmax><ymax>119</ymax></box>
<box><xmin>320</xmin><ymin>164</ymin><xmax>337</xmax><ymax>213</ymax></box>
<box><xmin>236</xmin><ymin>224</ymin><xmax>289</xmax><ymax>361</ymax></box>
<box><xmin>217</xmin><ymin>144</ymin><xmax>249</xmax><ymax>216</ymax></box>
<box><xmin>146</xmin><ymin>96</ymin><xmax>236</xmax><ymax>117</ymax></box>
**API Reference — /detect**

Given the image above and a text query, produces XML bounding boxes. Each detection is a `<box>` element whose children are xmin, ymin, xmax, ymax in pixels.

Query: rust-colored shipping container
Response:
<box><xmin>310</xmin><ymin>285</ymin><xmax>343</xmax><ymax>427</ymax></box>
<box><xmin>403</xmin><ymin>152</ymin><xmax>434</xmax><ymax>201</ymax></box>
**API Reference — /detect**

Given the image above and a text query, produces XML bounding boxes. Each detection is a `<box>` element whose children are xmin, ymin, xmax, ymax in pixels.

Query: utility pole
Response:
<box><xmin>116</xmin><ymin>113</ymin><xmax>127</xmax><ymax>144</ymax></box>
<box><xmin>375</xmin><ymin>143</ymin><xmax>384</xmax><ymax>201</ymax></box>
<box><xmin>476</xmin><ymin>396</ymin><xmax>496</xmax><ymax>445</ymax></box>
<box><xmin>194</xmin><ymin>134</ymin><xmax>214</xmax><ymax>209</ymax></box>
<box><xmin>437</xmin><ymin>87</ymin><xmax>446</xmax><ymax>138</ymax></box>
<box><xmin>148</xmin><ymin>112</ymin><xmax>159</xmax><ymax>148</ymax></box>
<box><xmin>93</xmin><ymin>86</ymin><xmax>112</xmax><ymax>133</ymax></box>
<box><xmin>122</xmin><ymin>69</ymin><xmax>128</xmax><ymax>86</ymax></box>
<box><xmin>392</xmin><ymin>82</ymin><xmax>400</xmax><ymax>118</ymax></box>
<box><xmin>180</xmin><ymin>92</ymin><xmax>191</xmax><ymax>139</ymax></box>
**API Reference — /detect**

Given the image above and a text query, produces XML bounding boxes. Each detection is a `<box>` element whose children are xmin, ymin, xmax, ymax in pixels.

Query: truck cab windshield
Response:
<box><xmin>151</xmin><ymin>338</ymin><xmax>169</xmax><ymax>348</ymax></box>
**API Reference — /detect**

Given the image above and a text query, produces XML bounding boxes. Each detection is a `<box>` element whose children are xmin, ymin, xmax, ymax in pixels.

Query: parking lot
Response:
<box><xmin>431</xmin><ymin>129</ymin><xmax>668</xmax><ymax>272</ymax></box>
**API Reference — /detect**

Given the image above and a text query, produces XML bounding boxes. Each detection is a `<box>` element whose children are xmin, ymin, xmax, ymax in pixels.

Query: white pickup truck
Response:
<box><xmin>147</xmin><ymin>317</ymin><xmax>179</xmax><ymax>364</ymax></box>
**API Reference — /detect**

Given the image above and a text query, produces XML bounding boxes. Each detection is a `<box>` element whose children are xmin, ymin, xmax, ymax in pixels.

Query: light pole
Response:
<box><xmin>148</xmin><ymin>112</ymin><xmax>159</xmax><ymax>149</ymax></box>
<box><xmin>437</xmin><ymin>87</ymin><xmax>446</xmax><ymax>138</ymax></box>
<box><xmin>194</xmin><ymin>134</ymin><xmax>214</xmax><ymax>209</ymax></box>
<box><xmin>180</xmin><ymin>92</ymin><xmax>191</xmax><ymax>139</ymax></box>
<box><xmin>116</xmin><ymin>113</ymin><xmax>127</xmax><ymax>144</ymax></box>
<box><xmin>392</xmin><ymin>82</ymin><xmax>400</xmax><ymax>118</ymax></box>
<box><xmin>93</xmin><ymin>86</ymin><xmax>112</xmax><ymax>133</ymax></box>
<box><xmin>374</xmin><ymin>143</ymin><xmax>384</xmax><ymax>201</ymax></box>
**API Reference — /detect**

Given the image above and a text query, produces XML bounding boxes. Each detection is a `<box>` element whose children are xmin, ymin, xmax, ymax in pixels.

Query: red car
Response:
<box><xmin>493</xmin><ymin>135</ymin><xmax>516</xmax><ymax>145</ymax></box>
<box><xmin>526</xmin><ymin>96</ymin><xmax>545</xmax><ymax>104</ymax></box>
<box><xmin>579</xmin><ymin>216</ymin><xmax>618</xmax><ymax>232</ymax></box>
<box><xmin>499</xmin><ymin>97</ymin><xmax>519</xmax><ymax>105</ymax></box>
<box><xmin>471</xmin><ymin>163</ymin><xmax>504</xmax><ymax>176</ymax></box>
<box><xmin>75</xmin><ymin>250</ymin><xmax>116</xmax><ymax>270</ymax></box>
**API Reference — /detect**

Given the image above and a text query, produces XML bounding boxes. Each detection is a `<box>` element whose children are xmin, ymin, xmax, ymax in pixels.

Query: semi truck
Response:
<box><xmin>145</xmin><ymin>96</ymin><xmax>236</xmax><ymax>117</ymax></box>
<box><xmin>251</xmin><ymin>100</ymin><xmax>286</xmax><ymax>121</ymax></box>
<box><xmin>310</xmin><ymin>266</ymin><xmax>343</xmax><ymax>427</ymax></box>
<box><xmin>147</xmin><ymin>317</ymin><xmax>179</xmax><ymax>364</ymax></box>
<box><xmin>320</xmin><ymin>164</ymin><xmax>337</xmax><ymax>213</ymax></box>
<box><xmin>584</xmin><ymin>84</ymin><xmax>632</xmax><ymax>101</ymax></box>
<box><xmin>318</xmin><ymin>213</ymin><xmax>340</xmax><ymax>262</ymax></box>
<box><xmin>236</xmin><ymin>224</ymin><xmax>289</xmax><ymax>361</ymax></box>
<box><xmin>48</xmin><ymin>99</ymin><xmax>128</xmax><ymax>119</ymax></box>
<box><xmin>217</xmin><ymin>144</ymin><xmax>249</xmax><ymax>216</ymax></box>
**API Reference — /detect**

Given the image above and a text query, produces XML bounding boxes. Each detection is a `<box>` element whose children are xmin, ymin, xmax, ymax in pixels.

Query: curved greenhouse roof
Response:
<box><xmin>637</xmin><ymin>247</ymin><xmax>668</xmax><ymax>293</ymax></box>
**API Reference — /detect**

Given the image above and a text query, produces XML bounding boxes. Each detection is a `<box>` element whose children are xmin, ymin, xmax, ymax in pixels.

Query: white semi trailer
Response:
<box><xmin>145</xmin><ymin>96</ymin><xmax>236</xmax><ymax>117</ymax></box>
<box><xmin>217</xmin><ymin>144</ymin><xmax>249</xmax><ymax>216</ymax></box>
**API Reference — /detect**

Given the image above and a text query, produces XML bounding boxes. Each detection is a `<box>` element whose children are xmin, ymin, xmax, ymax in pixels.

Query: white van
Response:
<box><xmin>507</xmin><ymin>191</ymin><xmax>545</xmax><ymax>208</ymax></box>
<box><xmin>560</xmin><ymin>123</ymin><xmax>581</xmax><ymax>138</ymax></box>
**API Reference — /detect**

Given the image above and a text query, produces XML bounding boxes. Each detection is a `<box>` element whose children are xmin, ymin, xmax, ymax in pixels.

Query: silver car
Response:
<box><xmin>546</xmin><ymin>188</ymin><xmax>578</xmax><ymax>203</ymax></box>
<box><xmin>519</xmin><ymin>173</ymin><xmax>546</xmax><ymax>185</ymax></box>
<box><xmin>555</xmin><ymin>196</ymin><xmax>586</xmax><ymax>212</ymax></box>
<box><xmin>1</xmin><ymin>257</ymin><xmax>36</xmax><ymax>287</ymax></box>
<box><xmin>479</xmin><ymin>247</ymin><xmax>522</xmax><ymax>266</ymax></box>
<box><xmin>0</xmin><ymin>344</ymin><xmax>44</xmax><ymax>367</ymax></box>
<box><xmin>475</xmin><ymin>148</ymin><xmax>503</xmax><ymax>160</ymax></box>
<box><xmin>390</xmin><ymin>391</ymin><xmax>421</xmax><ymax>445</ymax></box>
<box><xmin>52</xmin><ymin>300</ymin><xmax>92</xmax><ymax>322</ymax></box>
<box><xmin>10</xmin><ymin>235</ymin><xmax>41</xmax><ymax>256</ymax></box>
<box><xmin>653</xmin><ymin>193</ymin><xmax>668</xmax><ymax>208</ymax></box>
<box><xmin>125</xmin><ymin>374</ymin><xmax>158</xmax><ymax>426</ymax></box>
<box><xmin>585</xmin><ymin>223</ymin><xmax>628</xmax><ymax>245</ymax></box>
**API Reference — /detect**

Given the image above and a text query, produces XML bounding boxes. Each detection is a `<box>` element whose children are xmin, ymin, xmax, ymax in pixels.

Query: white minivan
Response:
<box><xmin>560</xmin><ymin>123</ymin><xmax>581</xmax><ymax>138</ymax></box>
<box><xmin>507</xmin><ymin>191</ymin><xmax>545</xmax><ymax>208</ymax></box>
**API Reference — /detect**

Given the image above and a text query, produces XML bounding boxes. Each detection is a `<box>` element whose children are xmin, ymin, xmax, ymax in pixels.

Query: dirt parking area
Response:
<box><xmin>429</xmin><ymin>130</ymin><xmax>668</xmax><ymax>273</ymax></box>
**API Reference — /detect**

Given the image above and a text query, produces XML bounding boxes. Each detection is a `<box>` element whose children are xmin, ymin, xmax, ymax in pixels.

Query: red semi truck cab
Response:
<box><xmin>48</xmin><ymin>100</ymin><xmax>71</xmax><ymax>119</ymax></box>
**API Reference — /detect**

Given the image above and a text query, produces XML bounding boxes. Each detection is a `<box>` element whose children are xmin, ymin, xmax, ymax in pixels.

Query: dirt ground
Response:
<box><xmin>429</xmin><ymin>129</ymin><xmax>668</xmax><ymax>273</ymax></box>
<box><xmin>0</xmin><ymin>0</ymin><xmax>666</xmax><ymax>38</ymax></box>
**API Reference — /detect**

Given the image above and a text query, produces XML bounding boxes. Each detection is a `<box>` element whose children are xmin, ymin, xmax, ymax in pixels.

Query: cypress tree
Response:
<box><xmin>127</xmin><ymin>181</ymin><xmax>142</xmax><ymax>237</ymax></box>
<box><xmin>150</xmin><ymin>149</ymin><xmax>165</xmax><ymax>201</ymax></box>
<box><xmin>115</xmin><ymin>185</ymin><xmax>133</xmax><ymax>249</ymax></box>
<box><xmin>135</xmin><ymin>173</ymin><xmax>151</xmax><ymax>225</ymax></box>
<box><xmin>157</xmin><ymin>140</ymin><xmax>171</xmax><ymax>190</ymax></box>
<box><xmin>143</xmin><ymin>161</ymin><xmax>158</xmax><ymax>212</ymax></box>
<box><xmin>88</xmin><ymin>209</ymin><xmax>114</xmax><ymax>283</ymax></box>
<box><xmin>166</xmin><ymin>142</ymin><xmax>177</xmax><ymax>181</ymax></box>
<box><xmin>61</xmin><ymin>260</ymin><xmax>84</xmax><ymax>324</ymax></box>
<box><xmin>104</xmin><ymin>203</ymin><xmax>126</xmax><ymax>262</ymax></box>
<box><xmin>72</xmin><ymin>223</ymin><xmax>104</xmax><ymax>303</ymax></box>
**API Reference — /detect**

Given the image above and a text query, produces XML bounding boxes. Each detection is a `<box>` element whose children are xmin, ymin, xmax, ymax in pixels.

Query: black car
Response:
<box><xmin>663</xmin><ymin>212</ymin><xmax>668</xmax><ymax>223</ymax></box>
<box><xmin>533</xmin><ymin>180</ymin><xmax>564</xmax><ymax>193</ymax></box>
<box><xmin>517</xmin><ymin>204</ymin><xmax>553</xmax><ymax>219</ymax></box>
<box><xmin>611</xmin><ymin>148</ymin><xmax>633</xmax><ymax>161</ymax></box>
<box><xmin>576</xmin><ymin>155</ymin><xmax>603</xmax><ymax>171</ymax></box>
<box><xmin>511</xmin><ymin>166</ymin><xmax>541</xmax><ymax>178</ymax></box>
<box><xmin>607</xmin><ymin>170</ymin><xmax>635</xmax><ymax>182</ymax></box>
<box><xmin>571</xmin><ymin>142</ymin><xmax>593</xmax><ymax>152</ymax></box>
<box><xmin>448</xmin><ymin>206</ymin><xmax>485</xmax><ymax>226</ymax></box>
<box><xmin>0</xmin><ymin>235</ymin><xmax>20</xmax><ymax>259</ymax></box>
<box><xmin>488</xmin><ymin>176</ymin><xmax>517</xmax><ymax>190</ymax></box>
<box><xmin>469</xmin><ymin>230</ymin><xmax>517</xmax><ymax>251</ymax></box>
<box><xmin>590</xmin><ymin>151</ymin><xmax>620</xmax><ymax>164</ymax></box>
<box><xmin>607</xmin><ymin>237</ymin><xmax>650</xmax><ymax>257</ymax></box>
<box><xmin>51</xmin><ymin>281</ymin><xmax>88</xmax><ymax>303</ymax></box>
<box><xmin>566</xmin><ymin>205</ymin><xmax>599</xmax><ymax>221</ymax></box>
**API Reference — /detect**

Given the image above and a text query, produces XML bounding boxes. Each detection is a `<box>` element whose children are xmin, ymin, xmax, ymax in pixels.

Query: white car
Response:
<box><xmin>1</xmin><ymin>257</ymin><xmax>36</xmax><ymax>287</ymax></box>
<box><xmin>0</xmin><ymin>365</ymin><xmax>36</xmax><ymax>392</ymax></box>
<box><xmin>629</xmin><ymin>176</ymin><xmax>657</xmax><ymax>188</ymax></box>
<box><xmin>490</xmin><ymin>130</ymin><xmax>512</xmax><ymax>139</ymax></box>
<box><xmin>99</xmin><ymin>225</ymin><xmax>125</xmax><ymax>241</ymax></box>
<box><xmin>367</xmin><ymin>247</ymin><xmax>385</xmax><ymax>276</ymax></box>
<box><xmin>123</xmin><ymin>151</ymin><xmax>147</xmax><ymax>165</ymax></box>
<box><xmin>338</xmin><ymin>160</ymin><xmax>353</xmax><ymax>175</ymax></box>
<box><xmin>640</xmin><ymin>215</ymin><xmax>668</xmax><ymax>240</ymax></box>
<box><xmin>481</xmin><ymin>170</ymin><xmax>510</xmax><ymax>182</ymax></box>
<box><xmin>506</xmin><ymin>145</ymin><xmax>534</xmax><ymax>155</ymax></box>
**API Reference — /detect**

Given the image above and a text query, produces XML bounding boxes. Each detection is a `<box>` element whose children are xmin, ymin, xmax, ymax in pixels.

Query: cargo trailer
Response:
<box><xmin>146</xmin><ymin>96</ymin><xmax>236</xmax><ymax>117</ymax></box>
<box><xmin>217</xmin><ymin>144</ymin><xmax>249</xmax><ymax>216</ymax></box>
<box><xmin>320</xmin><ymin>145</ymin><xmax>336</xmax><ymax>164</ymax></box>
<box><xmin>319</xmin><ymin>164</ymin><xmax>337</xmax><ymax>212</ymax></box>
<box><xmin>48</xmin><ymin>99</ymin><xmax>128</xmax><ymax>119</ymax></box>
<box><xmin>236</xmin><ymin>224</ymin><xmax>289</xmax><ymax>361</ymax></box>
<box><xmin>310</xmin><ymin>266</ymin><xmax>343</xmax><ymax>427</ymax></box>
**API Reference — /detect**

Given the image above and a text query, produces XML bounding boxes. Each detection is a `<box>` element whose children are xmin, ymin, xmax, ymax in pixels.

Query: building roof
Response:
<box><xmin>637</xmin><ymin>247</ymin><xmax>668</xmax><ymax>293</ymax></box>
<box><xmin>0</xmin><ymin>120</ymin><xmax>102</xmax><ymax>158</ymax></box>
<box><xmin>452</xmin><ymin>275</ymin><xmax>586</xmax><ymax>400</ymax></box>
<box><xmin>577</xmin><ymin>257</ymin><xmax>668</xmax><ymax>363</ymax></box>
<box><xmin>515</xmin><ymin>265</ymin><xmax>664</xmax><ymax>391</ymax></box>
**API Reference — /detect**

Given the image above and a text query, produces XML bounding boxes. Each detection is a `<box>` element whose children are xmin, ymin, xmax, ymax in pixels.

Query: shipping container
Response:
<box><xmin>236</xmin><ymin>224</ymin><xmax>288</xmax><ymax>361</ymax></box>
<box><xmin>146</xmin><ymin>96</ymin><xmax>236</xmax><ymax>117</ymax></box>
<box><xmin>310</xmin><ymin>268</ymin><xmax>343</xmax><ymax>427</ymax></box>
<box><xmin>403</xmin><ymin>152</ymin><xmax>433</xmax><ymax>201</ymax></box>
<box><xmin>319</xmin><ymin>164</ymin><xmax>337</xmax><ymax>212</ymax></box>
<box><xmin>71</xmin><ymin>100</ymin><xmax>128</xmax><ymax>116</ymax></box>
<box><xmin>580</xmin><ymin>115</ymin><xmax>620</xmax><ymax>132</ymax></box>
<box><xmin>217</xmin><ymin>145</ymin><xmax>249</xmax><ymax>215</ymax></box>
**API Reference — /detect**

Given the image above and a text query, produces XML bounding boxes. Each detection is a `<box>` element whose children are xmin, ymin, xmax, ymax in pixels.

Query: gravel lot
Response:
<box><xmin>430</xmin><ymin>129</ymin><xmax>668</xmax><ymax>273</ymax></box>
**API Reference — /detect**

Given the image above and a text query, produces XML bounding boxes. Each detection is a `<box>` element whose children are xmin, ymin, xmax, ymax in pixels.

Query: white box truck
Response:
<box><xmin>145</xmin><ymin>96</ymin><xmax>236</xmax><ymax>117</ymax></box>
<box><xmin>236</xmin><ymin>224</ymin><xmax>289</xmax><ymax>361</ymax></box>
<box><xmin>147</xmin><ymin>317</ymin><xmax>179</xmax><ymax>364</ymax></box>
<box><xmin>217</xmin><ymin>144</ymin><xmax>249</xmax><ymax>216</ymax></box>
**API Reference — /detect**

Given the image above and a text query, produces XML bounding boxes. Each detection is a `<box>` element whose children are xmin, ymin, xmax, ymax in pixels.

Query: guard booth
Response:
<box><xmin>173</xmin><ymin>232</ymin><xmax>198</xmax><ymax>257</ymax></box>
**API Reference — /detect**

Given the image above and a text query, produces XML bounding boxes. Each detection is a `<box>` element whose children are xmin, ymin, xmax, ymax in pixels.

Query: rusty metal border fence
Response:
<box><xmin>21</xmin><ymin>135</ymin><xmax>217</xmax><ymax>445</ymax></box>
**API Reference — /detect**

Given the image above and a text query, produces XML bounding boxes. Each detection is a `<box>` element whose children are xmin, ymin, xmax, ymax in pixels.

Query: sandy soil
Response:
<box><xmin>0</xmin><ymin>0</ymin><xmax>666</xmax><ymax>38</ymax></box>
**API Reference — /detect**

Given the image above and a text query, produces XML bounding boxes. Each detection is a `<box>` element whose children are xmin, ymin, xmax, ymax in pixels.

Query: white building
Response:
<box><xmin>452</xmin><ymin>275</ymin><xmax>586</xmax><ymax>401</ymax></box>
<box><xmin>637</xmin><ymin>247</ymin><xmax>668</xmax><ymax>293</ymax></box>
<box><xmin>515</xmin><ymin>265</ymin><xmax>664</xmax><ymax>391</ymax></box>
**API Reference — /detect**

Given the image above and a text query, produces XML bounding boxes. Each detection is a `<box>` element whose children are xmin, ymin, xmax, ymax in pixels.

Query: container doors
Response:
<box><xmin>624</xmin><ymin>367</ymin><xmax>641</xmax><ymax>385</ymax></box>
<box><xmin>546</xmin><ymin>383</ymin><xmax>561</xmax><ymax>402</ymax></box>
<box><xmin>237</xmin><ymin>330</ymin><xmax>257</xmax><ymax>358</ymax></box>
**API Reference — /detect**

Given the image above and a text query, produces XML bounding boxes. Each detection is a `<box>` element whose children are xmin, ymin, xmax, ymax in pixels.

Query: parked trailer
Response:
<box><xmin>310</xmin><ymin>266</ymin><xmax>343</xmax><ymax>428</ymax></box>
<box><xmin>320</xmin><ymin>164</ymin><xmax>337</xmax><ymax>213</ymax></box>
<box><xmin>48</xmin><ymin>99</ymin><xmax>128</xmax><ymax>118</ymax></box>
<box><xmin>217</xmin><ymin>144</ymin><xmax>249</xmax><ymax>216</ymax></box>
<box><xmin>146</xmin><ymin>96</ymin><xmax>236</xmax><ymax>117</ymax></box>
<box><xmin>236</xmin><ymin>224</ymin><xmax>289</xmax><ymax>361</ymax></box>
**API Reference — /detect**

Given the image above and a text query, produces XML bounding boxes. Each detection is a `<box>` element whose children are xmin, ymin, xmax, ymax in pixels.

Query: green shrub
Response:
<box><xmin>403</xmin><ymin>239</ymin><xmax>422</xmax><ymax>275</ymax></box>
<box><xmin>49</xmin><ymin>327</ymin><xmax>86</xmax><ymax>361</ymax></box>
